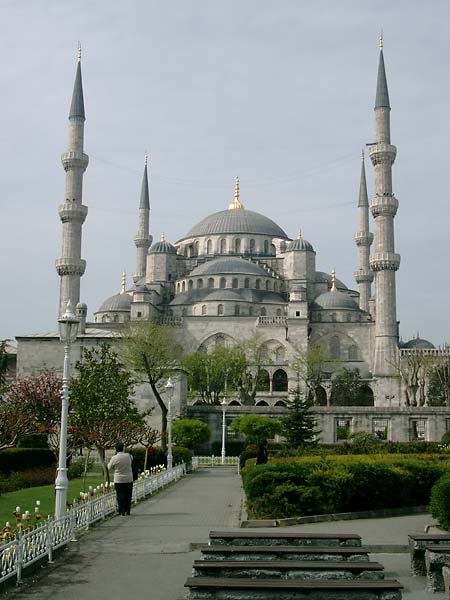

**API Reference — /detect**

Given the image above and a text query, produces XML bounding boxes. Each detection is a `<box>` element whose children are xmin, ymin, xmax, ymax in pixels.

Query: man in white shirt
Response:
<box><xmin>108</xmin><ymin>442</ymin><xmax>134</xmax><ymax>515</ymax></box>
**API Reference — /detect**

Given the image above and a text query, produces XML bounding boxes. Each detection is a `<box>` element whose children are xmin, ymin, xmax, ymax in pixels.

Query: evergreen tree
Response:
<box><xmin>282</xmin><ymin>388</ymin><xmax>320</xmax><ymax>448</ymax></box>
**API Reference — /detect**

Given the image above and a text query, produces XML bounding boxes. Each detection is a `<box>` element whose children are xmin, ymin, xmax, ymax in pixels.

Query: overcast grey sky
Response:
<box><xmin>1</xmin><ymin>1</ymin><xmax>449</xmax><ymax>345</ymax></box>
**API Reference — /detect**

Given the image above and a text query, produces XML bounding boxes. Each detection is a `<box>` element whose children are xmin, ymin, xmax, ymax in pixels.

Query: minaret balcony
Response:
<box><xmin>55</xmin><ymin>258</ymin><xmax>86</xmax><ymax>276</ymax></box>
<box><xmin>61</xmin><ymin>151</ymin><xmax>89</xmax><ymax>172</ymax></box>
<box><xmin>370</xmin><ymin>195</ymin><xmax>399</xmax><ymax>218</ymax></box>
<box><xmin>354</xmin><ymin>269</ymin><xmax>374</xmax><ymax>284</ymax></box>
<box><xmin>58</xmin><ymin>202</ymin><xmax>88</xmax><ymax>223</ymax></box>
<box><xmin>134</xmin><ymin>235</ymin><xmax>151</xmax><ymax>248</ymax></box>
<box><xmin>369</xmin><ymin>143</ymin><xmax>397</xmax><ymax>166</ymax></box>
<box><xmin>354</xmin><ymin>231</ymin><xmax>374</xmax><ymax>246</ymax></box>
<box><xmin>369</xmin><ymin>252</ymin><xmax>400</xmax><ymax>272</ymax></box>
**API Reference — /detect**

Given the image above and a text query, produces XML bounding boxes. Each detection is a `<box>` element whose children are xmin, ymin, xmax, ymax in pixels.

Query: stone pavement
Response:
<box><xmin>0</xmin><ymin>468</ymin><xmax>445</xmax><ymax>599</ymax></box>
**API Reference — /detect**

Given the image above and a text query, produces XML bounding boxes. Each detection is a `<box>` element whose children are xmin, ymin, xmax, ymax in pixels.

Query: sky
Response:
<box><xmin>1</xmin><ymin>1</ymin><xmax>450</xmax><ymax>346</ymax></box>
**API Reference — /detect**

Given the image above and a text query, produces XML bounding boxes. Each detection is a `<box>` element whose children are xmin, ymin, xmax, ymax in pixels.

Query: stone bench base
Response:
<box><xmin>425</xmin><ymin>547</ymin><xmax>450</xmax><ymax>592</ymax></box>
<box><xmin>201</xmin><ymin>545</ymin><xmax>370</xmax><ymax>562</ymax></box>
<box><xmin>209</xmin><ymin>530</ymin><xmax>362</xmax><ymax>548</ymax></box>
<box><xmin>408</xmin><ymin>534</ymin><xmax>450</xmax><ymax>576</ymax></box>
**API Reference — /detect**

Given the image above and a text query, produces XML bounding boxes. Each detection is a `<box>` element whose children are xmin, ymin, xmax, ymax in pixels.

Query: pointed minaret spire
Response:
<box><xmin>354</xmin><ymin>150</ymin><xmax>374</xmax><ymax>311</ymax></box>
<box><xmin>133</xmin><ymin>154</ymin><xmax>152</xmax><ymax>283</ymax></box>
<box><xmin>120</xmin><ymin>271</ymin><xmax>127</xmax><ymax>295</ymax></box>
<box><xmin>228</xmin><ymin>176</ymin><xmax>244</xmax><ymax>210</ymax></box>
<box><xmin>375</xmin><ymin>32</ymin><xmax>390</xmax><ymax>110</ymax></box>
<box><xmin>56</xmin><ymin>50</ymin><xmax>89</xmax><ymax>317</ymax></box>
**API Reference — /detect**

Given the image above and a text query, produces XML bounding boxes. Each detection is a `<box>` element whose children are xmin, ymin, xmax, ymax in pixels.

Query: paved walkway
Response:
<box><xmin>0</xmin><ymin>468</ymin><xmax>445</xmax><ymax>599</ymax></box>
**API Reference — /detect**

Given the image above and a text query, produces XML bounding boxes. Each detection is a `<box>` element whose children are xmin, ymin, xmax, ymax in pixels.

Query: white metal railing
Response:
<box><xmin>195</xmin><ymin>455</ymin><xmax>239</xmax><ymax>467</ymax></box>
<box><xmin>0</xmin><ymin>463</ymin><xmax>191</xmax><ymax>585</ymax></box>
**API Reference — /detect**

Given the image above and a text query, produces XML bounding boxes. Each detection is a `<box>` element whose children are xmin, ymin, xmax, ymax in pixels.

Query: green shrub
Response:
<box><xmin>128</xmin><ymin>446</ymin><xmax>192</xmax><ymax>474</ymax></box>
<box><xmin>67</xmin><ymin>457</ymin><xmax>95</xmax><ymax>480</ymax></box>
<box><xmin>17</xmin><ymin>434</ymin><xmax>50</xmax><ymax>449</ymax></box>
<box><xmin>0</xmin><ymin>468</ymin><xmax>56</xmax><ymax>493</ymax></box>
<box><xmin>239</xmin><ymin>445</ymin><xmax>258</xmax><ymax>469</ymax></box>
<box><xmin>430</xmin><ymin>472</ymin><xmax>450</xmax><ymax>530</ymax></box>
<box><xmin>173</xmin><ymin>446</ymin><xmax>193</xmax><ymax>465</ymax></box>
<box><xmin>0</xmin><ymin>448</ymin><xmax>56</xmax><ymax>474</ymax></box>
<box><xmin>210</xmin><ymin>440</ymin><xmax>246</xmax><ymax>456</ymax></box>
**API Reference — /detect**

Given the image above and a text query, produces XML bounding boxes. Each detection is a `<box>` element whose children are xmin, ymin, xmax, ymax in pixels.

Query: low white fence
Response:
<box><xmin>195</xmin><ymin>456</ymin><xmax>239</xmax><ymax>470</ymax></box>
<box><xmin>0</xmin><ymin>463</ymin><xmax>190</xmax><ymax>585</ymax></box>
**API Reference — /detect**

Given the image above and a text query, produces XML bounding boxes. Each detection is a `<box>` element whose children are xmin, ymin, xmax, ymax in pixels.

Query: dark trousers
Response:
<box><xmin>115</xmin><ymin>482</ymin><xmax>133</xmax><ymax>515</ymax></box>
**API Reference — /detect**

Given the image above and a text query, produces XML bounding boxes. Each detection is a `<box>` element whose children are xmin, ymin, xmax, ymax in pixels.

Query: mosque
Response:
<box><xmin>16</xmin><ymin>39</ymin><xmax>450</xmax><ymax>444</ymax></box>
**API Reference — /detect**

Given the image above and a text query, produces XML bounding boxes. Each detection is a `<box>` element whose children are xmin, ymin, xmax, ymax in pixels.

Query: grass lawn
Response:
<box><xmin>0</xmin><ymin>475</ymin><xmax>107</xmax><ymax>528</ymax></box>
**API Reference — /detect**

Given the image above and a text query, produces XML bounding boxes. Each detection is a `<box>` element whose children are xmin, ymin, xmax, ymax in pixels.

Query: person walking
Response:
<box><xmin>108</xmin><ymin>442</ymin><xmax>134</xmax><ymax>515</ymax></box>
<box><xmin>256</xmin><ymin>440</ymin><xmax>268</xmax><ymax>465</ymax></box>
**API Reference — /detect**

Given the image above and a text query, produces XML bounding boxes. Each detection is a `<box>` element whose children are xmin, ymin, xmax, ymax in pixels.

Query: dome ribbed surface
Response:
<box><xmin>313</xmin><ymin>291</ymin><xmax>358</xmax><ymax>310</ymax></box>
<box><xmin>149</xmin><ymin>240</ymin><xmax>177</xmax><ymax>254</ymax></box>
<box><xmin>286</xmin><ymin>237</ymin><xmax>314</xmax><ymax>252</ymax></box>
<box><xmin>179</xmin><ymin>209</ymin><xmax>288</xmax><ymax>240</ymax></box>
<box><xmin>403</xmin><ymin>337</ymin><xmax>435</xmax><ymax>349</ymax></box>
<box><xmin>98</xmin><ymin>293</ymin><xmax>132</xmax><ymax>312</ymax></box>
<box><xmin>189</xmin><ymin>257</ymin><xmax>269</xmax><ymax>277</ymax></box>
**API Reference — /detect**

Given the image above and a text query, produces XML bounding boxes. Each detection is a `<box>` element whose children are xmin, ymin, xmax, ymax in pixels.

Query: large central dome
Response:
<box><xmin>178</xmin><ymin>208</ymin><xmax>289</xmax><ymax>241</ymax></box>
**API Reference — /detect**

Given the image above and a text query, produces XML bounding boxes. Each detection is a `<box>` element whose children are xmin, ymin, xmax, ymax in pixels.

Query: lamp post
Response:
<box><xmin>55</xmin><ymin>300</ymin><xmax>79</xmax><ymax>519</ymax></box>
<box><xmin>165</xmin><ymin>377</ymin><xmax>174</xmax><ymax>470</ymax></box>
<box><xmin>221</xmin><ymin>398</ymin><xmax>227</xmax><ymax>465</ymax></box>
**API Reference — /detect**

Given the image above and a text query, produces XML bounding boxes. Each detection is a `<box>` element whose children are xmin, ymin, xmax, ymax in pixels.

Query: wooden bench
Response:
<box><xmin>185</xmin><ymin>577</ymin><xmax>403</xmax><ymax>599</ymax></box>
<box><xmin>192</xmin><ymin>559</ymin><xmax>385</xmax><ymax>580</ymax></box>
<box><xmin>200</xmin><ymin>545</ymin><xmax>370</xmax><ymax>562</ymax></box>
<box><xmin>208</xmin><ymin>530</ymin><xmax>362</xmax><ymax>547</ymax></box>
<box><xmin>408</xmin><ymin>534</ymin><xmax>450</xmax><ymax>575</ymax></box>
<box><xmin>425</xmin><ymin>546</ymin><xmax>450</xmax><ymax>592</ymax></box>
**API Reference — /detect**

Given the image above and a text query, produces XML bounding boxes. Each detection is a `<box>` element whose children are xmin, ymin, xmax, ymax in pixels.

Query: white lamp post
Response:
<box><xmin>221</xmin><ymin>398</ymin><xmax>227</xmax><ymax>465</ymax></box>
<box><xmin>55</xmin><ymin>300</ymin><xmax>79</xmax><ymax>519</ymax></box>
<box><xmin>165</xmin><ymin>377</ymin><xmax>174</xmax><ymax>470</ymax></box>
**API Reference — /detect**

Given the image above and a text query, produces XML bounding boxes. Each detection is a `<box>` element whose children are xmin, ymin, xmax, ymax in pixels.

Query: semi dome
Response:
<box><xmin>97</xmin><ymin>293</ymin><xmax>132</xmax><ymax>312</ymax></box>
<box><xmin>403</xmin><ymin>337</ymin><xmax>435</xmax><ymax>349</ymax></box>
<box><xmin>313</xmin><ymin>290</ymin><xmax>359</xmax><ymax>310</ymax></box>
<box><xmin>189</xmin><ymin>257</ymin><xmax>270</xmax><ymax>277</ymax></box>
<box><xmin>178</xmin><ymin>208</ymin><xmax>288</xmax><ymax>241</ymax></box>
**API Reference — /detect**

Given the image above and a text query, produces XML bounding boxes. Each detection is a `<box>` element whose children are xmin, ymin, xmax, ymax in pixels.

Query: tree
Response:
<box><xmin>119</xmin><ymin>320</ymin><xmax>183</xmax><ymax>449</ymax></box>
<box><xmin>236</xmin><ymin>333</ymin><xmax>271</xmax><ymax>405</ymax></box>
<box><xmin>281</xmin><ymin>388</ymin><xmax>320</xmax><ymax>448</ymax></box>
<box><xmin>0</xmin><ymin>340</ymin><xmax>12</xmax><ymax>390</ymax></box>
<box><xmin>69</xmin><ymin>344</ymin><xmax>145</xmax><ymax>476</ymax></box>
<box><xmin>230</xmin><ymin>414</ymin><xmax>282</xmax><ymax>444</ymax></box>
<box><xmin>134</xmin><ymin>423</ymin><xmax>161</xmax><ymax>472</ymax></box>
<box><xmin>427</xmin><ymin>359</ymin><xmax>450</xmax><ymax>407</ymax></box>
<box><xmin>172</xmin><ymin>418</ymin><xmax>210</xmax><ymax>450</ymax></box>
<box><xmin>291</xmin><ymin>345</ymin><xmax>332</xmax><ymax>405</ymax></box>
<box><xmin>330</xmin><ymin>368</ymin><xmax>370</xmax><ymax>406</ymax></box>
<box><xmin>182</xmin><ymin>346</ymin><xmax>245</xmax><ymax>404</ymax></box>
<box><xmin>392</xmin><ymin>351</ymin><xmax>431</xmax><ymax>407</ymax></box>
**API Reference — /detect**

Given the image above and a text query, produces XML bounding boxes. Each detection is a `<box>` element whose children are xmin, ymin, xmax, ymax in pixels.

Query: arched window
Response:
<box><xmin>256</xmin><ymin>369</ymin><xmax>270</xmax><ymax>391</ymax></box>
<box><xmin>206</xmin><ymin>239</ymin><xmax>212</xmax><ymax>254</ymax></box>
<box><xmin>176</xmin><ymin>283</ymin><xmax>180</xmax><ymax>293</ymax></box>
<box><xmin>215</xmin><ymin>334</ymin><xmax>225</xmax><ymax>346</ymax></box>
<box><xmin>273</xmin><ymin>282</ymin><xmax>278</xmax><ymax>292</ymax></box>
<box><xmin>255</xmin><ymin>279</ymin><xmax>261</xmax><ymax>290</ymax></box>
<box><xmin>249</xmin><ymin>239</ymin><xmax>255</xmax><ymax>253</ymax></box>
<box><xmin>260</xmin><ymin>307</ymin><xmax>267</xmax><ymax>316</ymax></box>
<box><xmin>232</xmin><ymin>278</ymin><xmax>238</xmax><ymax>289</ymax></box>
<box><xmin>249</xmin><ymin>306</ymin><xmax>254</xmax><ymax>316</ymax></box>
<box><xmin>331</xmin><ymin>312</ymin><xmax>336</xmax><ymax>322</ymax></box>
<box><xmin>276</xmin><ymin>308</ymin><xmax>282</xmax><ymax>316</ymax></box>
<box><xmin>102</xmin><ymin>315</ymin><xmax>108</xmax><ymax>323</ymax></box>
<box><xmin>256</xmin><ymin>400</ymin><xmax>269</xmax><ymax>406</ymax></box>
<box><xmin>217</xmin><ymin>304</ymin><xmax>224</xmax><ymax>316</ymax></box>
<box><xmin>207</xmin><ymin>277</ymin><xmax>214</xmax><ymax>288</ymax></box>
<box><xmin>188</xmin><ymin>279</ymin><xmax>193</xmax><ymax>290</ymax></box>
<box><xmin>182</xmin><ymin>308</ymin><xmax>187</xmax><ymax>316</ymax></box>
<box><xmin>348</xmin><ymin>345</ymin><xmax>358</xmax><ymax>360</ymax></box>
<box><xmin>235</xmin><ymin>238</ymin><xmax>241</xmax><ymax>253</ymax></box>
<box><xmin>201</xmin><ymin>305</ymin><xmax>207</xmax><ymax>315</ymax></box>
<box><xmin>346</xmin><ymin>313</ymin><xmax>352</xmax><ymax>322</ymax></box>
<box><xmin>271</xmin><ymin>244</ymin><xmax>276</xmax><ymax>255</ymax></box>
<box><xmin>275</xmin><ymin>400</ymin><xmax>287</xmax><ymax>407</ymax></box>
<box><xmin>234</xmin><ymin>304</ymin><xmax>240</xmax><ymax>316</ymax></box>
<box><xmin>265</xmin><ymin>280</ymin><xmax>270</xmax><ymax>291</ymax></box>
<box><xmin>264</xmin><ymin>240</ymin><xmax>269</xmax><ymax>254</ymax></box>
<box><xmin>182</xmin><ymin>281</ymin><xmax>186</xmax><ymax>292</ymax></box>
<box><xmin>244</xmin><ymin>278</ymin><xmax>250</xmax><ymax>289</ymax></box>
<box><xmin>113</xmin><ymin>315</ymin><xmax>119</xmax><ymax>322</ymax></box>
<box><xmin>194</xmin><ymin>241</ymin><xmax>199</xmax><ymax>256</ymax></box>
<box><xmin>329</xmin><ymin>335</ymin><xmax>340</xmax><ymax>359</ymax></box>
<box><xmin>220</xmin><ymin>239</ymin><xmax>226</xmax><ymax>254</ymax></box>
<box><xmin>197</xmin><ymin>279</ymin><xmax>203</xmax><ymax>289</ymax></box>
<box><xmin>219</xmin><ymin>277</ymin><xmax>226</xmax><ymax>289</ymax></box>
<box><xmin>273</xmin><ymin>369</ymin><xmax>288</xmax><ymax>392</ymax></box>
<box><xmin>308</xmin><ymin>385</ymin><xmax>327</xmax><ymax>406</ymax></box>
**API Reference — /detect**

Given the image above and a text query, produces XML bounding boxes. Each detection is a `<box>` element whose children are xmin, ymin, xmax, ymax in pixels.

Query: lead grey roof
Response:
<box><xmin>313</xmin><ymin>290</ymin><xmax>359</xmax><ymax>310</ymax></box>
<box><xmin>140</xmin><ymin>163</ymin><xmax>150</xmax><ymax>210</ymax></box>
<box><xmin>97</xmin><ymin>293</ymin><xmax>132</xmax><ymax>312</ymax></box>
<box><xmin>189</xmin><ymin>257</ymin><xmax>270</xmax><ymax>277</ymax></box>
<box><xmin>178</xmin><ymin>209</ymin><xmax>288</xmax><ymax>241</ymax></box>
<box><xmin>375</xmin><ymin>50</ymin><xmax>390</xmax><ymax>109</ymax></box>
<box><xmin>315</xmin><ymin>271</ymin><xmax>348</xmax><ymax>290</ymax></box>
<box><xmin>358</xmin><ymin>157</ymin><xmax>369</xmax><ymax>208</ymax></box>
<box><xmin>69</xmin><ymin>61</ymin><xmax>85</xmax><ymax>120</ymax></box>
<box><xmin>149</xmin><ymin>239</ymin><xmax>177</xmax><ymax>254</ymax></box>
<box><xmin>170</xmin><ymin>287</ymin><xmax>285</xmax><ymax>306</ymax></box>
<box><xmin>403</xmin><ymin>337</ymin><xmax>435</xmax><ymax>349</ymax></box>
<box><xmin>286</xmin><ymin>237</ymin><xmax>314</xmax><ymax>252</ymax></box>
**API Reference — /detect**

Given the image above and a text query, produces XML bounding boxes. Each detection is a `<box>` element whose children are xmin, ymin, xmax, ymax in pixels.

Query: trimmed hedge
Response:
<box><xmin>242</xmin><ymin>454</ymin><xmax>450</xmax><ymax>519</ymax></box>
<box><xmin>0</xmin><ymin>448</ymin><xmax>56</xmax><ymax>475</ymax></box>
<box><xmin>430</xmin><ymin>472</ymin><xmax>450</xmax><ymax>530</ymax></box>
<box><xmin>0</xmin><ymin>468</ymin><xmax>56</xmax><ymax>494</ymax></box>
<box><xmin>128</xmin><ymin>446</ymin><xmax>192</xmax><ymax>474</ymax></box>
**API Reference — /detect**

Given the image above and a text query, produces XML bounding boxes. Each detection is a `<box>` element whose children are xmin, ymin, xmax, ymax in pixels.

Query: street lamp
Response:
<box><xmin>221</xmin><ymin>398</ymin><xmax>227</xmax><ymax>465</ymax></box>
<box><xmin>165</xmin><ymin>377</ymin><xmax>174</xmax><ymax>470</ymax></box>
<box><xmin>55</xmin><ymin>300</ymin><xmax>79</xmax><ymax>519</ymax></box>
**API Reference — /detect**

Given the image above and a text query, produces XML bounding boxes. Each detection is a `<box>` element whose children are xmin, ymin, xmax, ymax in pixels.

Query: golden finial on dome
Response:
<box><xmin>120</xmin><ymin>271</ymin><xmax>126</xmax><ymax>295</ymax></box>
<box><xmin>298</xmin><ymin>229</ymin><xmax>302</xmax><ymax>239</ymax></box>
<box><xmin>228</xmin><ymin>176</ymin><xmax>244</xmax><ymax>210</ymax></box>
<box><xmin>77</xmin><ymin>41</ymin><xmax>82</xmax><ymax>63</ymax></box>
<box><xmin>379</xmin><ymin>30</ymin><xmax>383</xmax><ymax>51</ymax></box>
<box><xmin>331</xmin><ymin>268</ymin><xmax>337</xmax><ymax>292</ymax></box>
<box><xmin>161</xmin><ymin>232</ymin><xmax>165</xmax><ymax>242</ymax></box>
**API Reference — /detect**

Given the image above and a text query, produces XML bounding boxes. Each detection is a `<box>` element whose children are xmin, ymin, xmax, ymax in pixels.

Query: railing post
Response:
<box><xmin>16</xmin><ymin>532</ymin><xmax>23</xmax><ymax>584</ymax></box>
<box><xmin>70</xmin><ymin>506</ymin><xmax>77</xmax><ymax>541</ymax></box>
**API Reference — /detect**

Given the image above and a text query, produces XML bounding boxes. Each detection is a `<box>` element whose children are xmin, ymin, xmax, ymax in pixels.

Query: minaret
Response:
<box><xmin>354</xmin><ymin>151</ymin><xmax>374</xmax><ymax>312</ymax></box>
<box><xmin>133</xmin><ymin>153</ymin><xmax>152</xmax><ymax>283</ymax></box>
<box><xmin>56</xmin><ymin>46</ymin><xmax>89</xmax><ymax>317</ymax></box>
<box><xmin>369</xmin><ymin>33</ymin><xmax>401</xmax><ymax>376</ymax></box>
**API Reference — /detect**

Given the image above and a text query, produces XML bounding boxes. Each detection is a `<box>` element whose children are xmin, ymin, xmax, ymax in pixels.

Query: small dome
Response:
<box><xmin>286</xmin><ymin>236</ymin><xmax>314</xmax><ymax>252</ymax></box>
<box><xmin>98</xmin><ymin>293</ymin><xmax>132</xmax><ymax>312</ymax></box>
<box><xmin>189</xmin><ymin>257</ymin><xmax>270</xmax><ymax>277</ymax></box>
<box><xmin>403</xmin><ymin>337</ymin><xmax>435</xmax><ymax>349</ymax></box>
<box><xmin>315</xmin><ymin>271</ymin><xmax>348</xmax><ymax>290</ymax></box>
<box><xmin>149</xmin><ymin>239</ymin><xmax>177</xmax><ymax>254</ymax></box>
<box><xmin>313</xmin><ymin>290</ymin><xmax>359</xmax><ymax>310</ymax></box>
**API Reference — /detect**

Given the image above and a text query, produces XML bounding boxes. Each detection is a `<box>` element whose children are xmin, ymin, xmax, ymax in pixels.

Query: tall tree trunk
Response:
<box><xmin>144</xmin><ymin>363</ymin><xmax>168</xmax><ymax>451</ymax></box>
<box><xmin>96</xmin><ymin>445</ymin><xmax>110</xmax><ymax>483</ymax></box>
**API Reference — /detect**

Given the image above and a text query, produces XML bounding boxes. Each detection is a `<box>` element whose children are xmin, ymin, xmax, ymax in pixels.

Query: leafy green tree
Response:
<box><xmin>428</xmin><ymin>362</ymin><xmax>450</xmax><ymax>407</ymax></box>
<box><xmin>69</xmin><ymin>344</ymin><xmax>145</xmax><ymax>476</ymax></box>
<box><xmin>281</xmin><ymin>388</ymin><xmax>320</xmax><ymax>448</ymax></box>
<box><xmin>182</xmin><ymin>346</ymin><xmax>245</xmax><ymax>404</ymax></box>
<box><xmin>291</xmin><ymin>345</ymin><xmax>333</xmax><ymax>405</ymax></box>
<box><xmin>330</xmin><ymin>368</ymin><xmax>370</xmax><ymax>406</ymax></box>
<box><xmin>119</xmin><ymin>320</ymin><xmax>183</xmax><ymax>449</ymax></box>
<box><xmin>230</xmin><ymin>414</ymin><xmax>282</xmax><ymax>444</ymax></box>
<box><xmin>0</xmin><ymin>340</ymin><xmax>12</xmax><ymax>390</ymax></box>
<box><xmin>172</xmin><ymin>418</ymin><xmax>210</xmax><ymax>449</ymax></box>
<box><xmin>236</xmin><ymin>333</ymin><xmax>271</xmax><ymax>405</ymax></box>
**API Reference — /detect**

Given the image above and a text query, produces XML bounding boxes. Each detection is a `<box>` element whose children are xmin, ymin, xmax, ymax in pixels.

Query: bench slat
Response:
<box><xmin>210</xmin><ymin>531</ymin><xmax>361</xmax><ymax>540</ymax></box>
<box><xmin>193</xmin><ymin>560</ymin><xmax>383</xmax><ymax>571</ymax></box>
<box><xmin>201</xmin><ymin>545</ymin><xmax>368</xmax><ymax>554</ymax></box>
